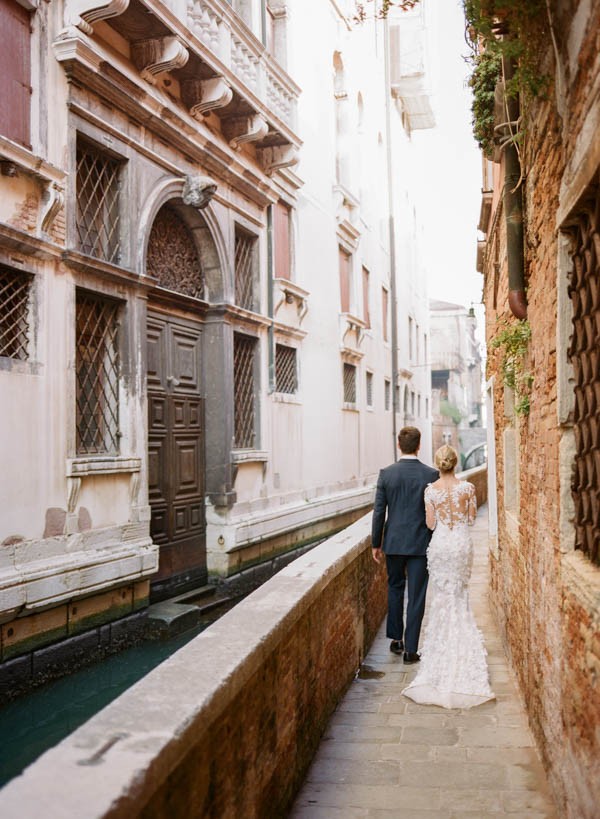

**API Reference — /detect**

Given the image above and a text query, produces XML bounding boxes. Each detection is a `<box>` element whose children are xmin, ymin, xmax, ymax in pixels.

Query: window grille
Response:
<box><xmin>385</xmin><ymin>379</ymin><xmax>391</xmax><ymax>411</ymax></box>
<box><xmin>395</xmin><ymin>384</ymin><xmax>400</xmax><ymax>412</ymax></box>
<box><xmin>366</xmin><ymin>371</ymin><xmax>373</xmax><ymax>406</ymax></box>
<box><xmin>0</xmin><ymin>266</ymin><xmax>32</xmax><ymax>360</ymax></box>
<box><xmin>235</xmin><ymin>228</ymin><xmax>256</xmax><ymax>310</ymax></box>
<box><xmin>76</xmin><ymin>140</ymin><xmax>121</xmax><ymax>264</ymax></box>
<box><xmin>146</xmin><ymin>205</ymin><xmax>203</xmax><ymax>298</ymax></box>
<box><xmin>234</xmin><ymin>333</ymin><xmax>257</xmax><ymax>448</ymax></box>
<box><xmin>343</xmin><ymin>362</ymin><xmax>356</xmax><ymax>404</ymax></box>
<box><xmin>275</xmin><ymin>343</ymin><xmax>297</xmax><ymax>394</ymax></box>
<box><xmin>566</xmin><ymin>177</ymin><xmax>600</xmax><ymax>565</ymax></box>
<box><xmin>76</xmin><ymin>291</ymin><xmax>121</xmax><ymax>455</ymax></box>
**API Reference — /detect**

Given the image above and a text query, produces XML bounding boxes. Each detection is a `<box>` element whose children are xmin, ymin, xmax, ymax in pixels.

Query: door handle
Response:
<box><xmin>167</xmin><ymin>375</ymin><xmax>180</xmax><ymax>387</ymax></box>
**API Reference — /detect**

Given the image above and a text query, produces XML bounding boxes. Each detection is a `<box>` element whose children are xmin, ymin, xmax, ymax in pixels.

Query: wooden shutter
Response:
<box><xmin>0</xmin><ymin>0</ymin><xmax>31</xmax><ymax>147</ymax></box>
<box><xmin>274</xmin><ymin>201</ymin><xmax>290</xmax><ymax>280</ymax></box>
<box><xmin>362</xmin><ymin>266</ymin><xmax>370</xmax><ymax>328</ymax></box>
<box><xmin>339</xmin><ymin>248</ymin><xmax>350</xmax><ymax>313</ymax></box>
<box><xmin>382</xmin><ymin>287</ymin><xmax>389</xmax><ymax>341</ymax></box>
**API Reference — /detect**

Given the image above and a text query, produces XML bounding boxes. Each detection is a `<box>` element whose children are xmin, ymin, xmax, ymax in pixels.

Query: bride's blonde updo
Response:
<box><xmin>435</xmin><ymin>445</ymin><xmax>458</xmax><ymax>473</ymax></box>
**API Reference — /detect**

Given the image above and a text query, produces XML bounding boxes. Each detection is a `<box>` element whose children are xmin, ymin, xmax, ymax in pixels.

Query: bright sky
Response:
<box><xmin>412</xmin><ymin>0</ymin><xmax>484</xmax><ymax>320</ymax></box>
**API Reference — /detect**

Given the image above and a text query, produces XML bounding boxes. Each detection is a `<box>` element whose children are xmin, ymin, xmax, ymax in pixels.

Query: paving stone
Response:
<box><xmin>305</xmin><ymin>758</ymin><xmax>401</xmax><ymax>786</ymax></box>
<box><xmin>458</xmin><ymin>726</ymin><xmax>535</xmax><ymax>748</ymax></box>
<box><xmin>295</xmin><ymin>784</ymin><xmax>442</xmax><ymax>811</ymax></box>
<box><xmin>401</xmin><ymin>726</ymin><xmax>459</xmax><ymax>746</ymax></box>
<box><xmin>318</xmin><ymin>741</ymin><xmax>383</xmax><ymax>761</ymax></box>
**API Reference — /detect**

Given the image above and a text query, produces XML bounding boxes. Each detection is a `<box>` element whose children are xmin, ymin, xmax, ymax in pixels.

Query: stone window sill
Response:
<box><xmin>67</xmin><ymin>456</ymin><xmax>142</xmax><ymax>477</ymax></box>
<box><xmin>231</xmin><ymin>449</ymin><xmax>269</xmax><ymax>464</ymax></box>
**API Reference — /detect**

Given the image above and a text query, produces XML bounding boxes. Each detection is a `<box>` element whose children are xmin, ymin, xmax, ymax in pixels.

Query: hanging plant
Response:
<box><xmin>490</xmin><ymin>318</ymin><xmax>533</xmax><ymax>415</ymax></box>
<box><xmin>353</xmin><ymin>0</ymin><xmax>420</xmax><ymax>24</ymax></box>
<box><xmin>469</xmin><ymin>49</ymin><xmax>502</xmax><ymax>157</ymax></box>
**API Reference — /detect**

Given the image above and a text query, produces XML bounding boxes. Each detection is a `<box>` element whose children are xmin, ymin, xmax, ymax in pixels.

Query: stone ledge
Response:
<box><xmin>561</xmin><ymin>549</ymin><xmax>600</xmax><ymax>614</ymax></box>
<box><xmin>0</xmin><ymin>513</ymin><xmax>386</xmax><ymax>818</ymax></box>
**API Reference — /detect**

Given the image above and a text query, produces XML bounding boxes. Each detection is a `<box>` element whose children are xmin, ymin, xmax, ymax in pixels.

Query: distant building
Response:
<box><xmin>429</xmin><ymin>300</ymin><xmax>484</xmax><ymax>466</ymax></box>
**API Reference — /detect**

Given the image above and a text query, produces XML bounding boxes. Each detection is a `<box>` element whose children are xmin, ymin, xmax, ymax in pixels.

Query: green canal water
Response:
<box><xmin>0</xmin><ymin>620</ymin><xmax>209</xmax><ymax>788</ymax></box>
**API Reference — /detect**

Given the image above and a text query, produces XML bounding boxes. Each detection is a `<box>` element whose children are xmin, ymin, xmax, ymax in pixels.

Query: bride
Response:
<box><xmin>402</xmin><ymin>445</ymin><xmax>494</xmax><ymax>709</ymax></box>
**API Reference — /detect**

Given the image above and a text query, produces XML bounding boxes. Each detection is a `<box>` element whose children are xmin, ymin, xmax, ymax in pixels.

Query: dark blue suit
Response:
<box><xmin>372</xmin><ymin>457</ymin><xmax>439</xmax><ymax>652</ymax></box>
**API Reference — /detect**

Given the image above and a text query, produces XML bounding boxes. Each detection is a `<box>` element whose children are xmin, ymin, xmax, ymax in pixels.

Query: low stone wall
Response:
<box><xmin>458</xmin><ymin>464</ymin><xmax>488</xmax><ymax>507</ymax></box>
<box><xmin>0</xmin><ymin>512</ymin><xmax>386</xmax><ymax>819</ymax></box>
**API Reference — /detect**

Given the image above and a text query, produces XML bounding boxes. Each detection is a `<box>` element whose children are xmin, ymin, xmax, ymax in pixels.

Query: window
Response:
<box><xmin>0</xmin><ymin>0</ymin><xmax>31</xmax><ymax>147</ymax></box>
<box><xmin>76</xmin><ymin>290</ymin><xmax>121</xmax><ymax>456</ymax></box>
<box><xmin>425</xmin><ymin>397</ymin><xmax>429</xmax><ymax>418</ymax></box>
<box><xmin>234</xmin><ymin>227</ymin><xmax>257</xmax><ymax>311</ymax></box>
<box><xmin>275</xmin><ymin>343</ymin><xmax>297</xmax><ymax>394</ymax></box>
<box><xmin>384</xmin><ymin>379</ymin><xmax>391</xmax><ymax>411</ymax></box>
<box><xmin>76</xmin><ymin>138</ymin><xmax>122</xmax><ymax>264</ymax></box>
<box><xmin>274</xmin><ymin>201</ymin><xmax>291</xmax><ymax>280</ymax></box>
<box><xmin>0</xmin><ymin>265</ymin><xmax>33</xmax><ymax>360</ymax></box>
<box><xmin>416</xmin><ymin>323</ymin><xmax>420</xmax><ymax>363</ymax></box>
<box><xmin>233</xmin><ymin>333</ymin><xmax>258</xmax><ymax>448</ymax></box>
<box><xmin>339</xmin><ymin>248</ymin><xmax>351</xmax><ymax>313</ymax></box>
<box><xmin>418</xmin><ymin>394</ymin><xmax>422</xmax><ymax>416</ymax></box>
<box><xmin>566</xmin><ymin>178</ymin><xmax>600</xmax><ymax>564</ymax></box>
<box><xmin>343</xmin><ymin>362</ymin><xmax>356</xmax><ymax>404</ymax></box>
<box><xmin>411</xmin><ymin>390</ymin><xmax>415</xmax><ymax>417</ymax></box>
<box><xmin>382</xmin><ymin>287</ymin><xmax>389</xmax><ymax>342</ymax></box>
<box><xmin>395</xmin><ymin>384</ymin><xmax>400</xmax><ymax>412</ymax></box>
<box><xmin>362</xmin><ymin>266</ymin><xmax>370</xmax><ymax>328</ymax></box>
<box><xmin>366</xmin><ymin>371</ymin><xmax>373</xmax><ymax>407</ymax></box>
<box><xmin>408</xmin><ymin>317</ymin><xmax>414</xmax><ymax>362</ymax></box>
<box><xmin>424</xmin><ymin>333</ymin><xmax>428</xmax><ymax>365</ymax></box>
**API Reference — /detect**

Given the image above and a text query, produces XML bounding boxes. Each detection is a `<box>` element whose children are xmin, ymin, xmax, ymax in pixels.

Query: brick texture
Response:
<box><xmin>481</xmin><ymin>4</ymin><xmax>600</xmax><ymax>817</ymax></box>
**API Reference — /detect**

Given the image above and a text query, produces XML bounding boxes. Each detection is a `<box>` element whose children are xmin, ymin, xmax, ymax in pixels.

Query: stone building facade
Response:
<box><xmin>0</xmin><ymin>0</ymin><xmax>433</xmax><ymax>667</ymax></box>
<box><xmin>477</xmin><ymin>1</ymin><xmax>600</xmax><ymax>815</ymax></box>
<box><xmin>429</xmin><ymin>299</ymin><xmax>484</xmax><ymax>466</ymax></box>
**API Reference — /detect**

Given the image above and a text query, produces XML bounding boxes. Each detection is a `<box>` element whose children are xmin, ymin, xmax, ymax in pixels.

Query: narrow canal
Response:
<box><xmin>0</xmin><ymin>601</ymin><xmax>235</xmax><ymax>787</ymax></box>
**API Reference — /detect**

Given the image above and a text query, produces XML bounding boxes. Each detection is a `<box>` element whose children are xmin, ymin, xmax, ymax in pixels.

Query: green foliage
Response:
<box><xmin>490</xmin><ymin>318</ymin><xmax>533</xmax><ymax>415</ymax></box>
<box><xmin>463</xmin><ymin>0</ymin><xmax>549</xmax><ymax>153</ymax></box>
<box><xmin>439</xmin><ymin>400</ymin><xmax>463</xmax><ymax>425</ymax></box>
<box><xmin>353</xmin><ymin>0</ymin><xmax>419</xmax><ymax>23</ymax></box>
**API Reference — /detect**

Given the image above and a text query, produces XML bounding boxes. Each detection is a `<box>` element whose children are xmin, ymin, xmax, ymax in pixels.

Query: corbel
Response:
<box><xmin>182</xmin><ymin>174</ymin><xmax>218</xmax><ymax>209</ymax></box>
<box><xmin>222</xmin><ymin>114</ymin><xmax>269</xmax><ymax>151</ymax></box>
<box><xmin>63</xmin><ymin>0</ymin><xmax>129</xmax><ymax>35</ymax></box>
<box><xmin>65</xmin><ymin>476</ymin><xmax>82</xmax><ymax>534</ymax></box>
<box><xmin>131</xmin><ymin>37</ymin><xmax>189</xmax><ymax>85</ymax></box>
<box><xmin>181</xmin><ymin>77</ymin><xmax>233</xmax><ymax>119</ymax></box>
<box><xmin>39</xmin><ymin>182</ymin><xmax>65</xmax><ymax>236</ymax></box>
<box><xmin>258</xmin><ymin>144</ymin><xmax>299</xmax><ymax>176</ymax></box>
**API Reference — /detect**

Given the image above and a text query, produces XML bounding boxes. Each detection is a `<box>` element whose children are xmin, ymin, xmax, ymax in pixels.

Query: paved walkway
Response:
<box><xmin>290</xmin><ymin>509</ymin><xmax>557</xmax><ymax>818</ymax></box>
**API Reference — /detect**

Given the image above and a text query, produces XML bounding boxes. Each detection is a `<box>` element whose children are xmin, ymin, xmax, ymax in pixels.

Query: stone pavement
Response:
<box><xmin>290</xmin><ymin>508</ymin><xmax>558</xmax><ymax>818</ymax></box>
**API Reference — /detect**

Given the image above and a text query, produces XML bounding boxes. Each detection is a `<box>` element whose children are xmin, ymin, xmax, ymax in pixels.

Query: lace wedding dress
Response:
<box><xmin>402</xmin><ymin>482</ymin><xmax>495</xmax><ymax>709</ymax></box>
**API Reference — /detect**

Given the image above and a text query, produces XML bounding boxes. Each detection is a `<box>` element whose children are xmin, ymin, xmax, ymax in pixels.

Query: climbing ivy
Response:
<box><xmin>490</xmin><ymin>318</ymin><xmax>533</xmax><ymax>415</ymax></box>
<box><xmin>352</xmin><ymin>0</ymin><xmax>419</xmax><ymax>24</ymax></box>
<box><xmin>469</xmin><ymin>49</ymin><xmax>502</xmax><ymax>157</ymax></box>
<box><xmin>440</xmin><ymin>400</ymin><xmax>463</xmax><ymax>426</ymax></box>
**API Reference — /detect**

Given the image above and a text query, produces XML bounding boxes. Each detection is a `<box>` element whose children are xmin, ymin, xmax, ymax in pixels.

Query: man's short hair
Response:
<box><xmin>398</xmin><ymin>426</ymin><xmax>421</xmax><ymax>454</ymax></box>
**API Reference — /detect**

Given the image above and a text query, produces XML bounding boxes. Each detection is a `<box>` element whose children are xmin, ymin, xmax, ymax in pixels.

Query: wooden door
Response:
<box><xmin>147</xmin><ymin>311</ymin><xmax>206</xmax><ymax>595</ymax></box>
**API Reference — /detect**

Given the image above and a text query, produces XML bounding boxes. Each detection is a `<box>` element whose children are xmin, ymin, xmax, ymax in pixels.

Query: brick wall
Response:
<box><xmin>0</xmin><ymin>512</ymin><xmax>387</xmax><ymax>819</ymax></box>
<box><xmin>481</xmin><ymin>3</ymin><xmax>600</xmax><ymax>815</ymax></box>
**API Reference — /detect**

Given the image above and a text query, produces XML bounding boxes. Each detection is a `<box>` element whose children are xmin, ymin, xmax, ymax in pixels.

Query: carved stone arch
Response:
<box><xmin>138</xmin><ymin>176</ymin><xmax>230</xmax><ymax>303</ymax></box>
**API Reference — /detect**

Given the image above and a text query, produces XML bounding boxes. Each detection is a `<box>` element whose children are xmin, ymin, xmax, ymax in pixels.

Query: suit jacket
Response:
<box><xmin>371</xmin><ymin>458</ymin><xmax>439</xmax><ymax>556</ymax></box>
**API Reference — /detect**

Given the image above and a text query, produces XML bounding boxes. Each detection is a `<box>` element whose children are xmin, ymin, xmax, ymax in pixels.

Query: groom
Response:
<box><xmin>371</xmin><ymin>426</ymin><xmax>439</xmax><ymax>663</ymax></box>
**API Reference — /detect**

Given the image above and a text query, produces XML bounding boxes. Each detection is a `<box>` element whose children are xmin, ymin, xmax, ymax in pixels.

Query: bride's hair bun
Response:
<box><xmin>435</xmin><ymin>445</ymin><xmax>458</xmax><ymax>473</ymax></box>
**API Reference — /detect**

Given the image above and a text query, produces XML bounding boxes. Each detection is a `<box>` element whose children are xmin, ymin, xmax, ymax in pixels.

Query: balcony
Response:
<box><xmin>56</xmin><ymin>0</ymin><xmax>301</xmax><ymax>175</ymax></box>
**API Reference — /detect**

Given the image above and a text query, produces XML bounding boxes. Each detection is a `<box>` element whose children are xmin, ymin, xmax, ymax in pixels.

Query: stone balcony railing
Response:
<box><xmin>59</xmin><ymin>0</ymin><xmax>301</xmax><ymax>171</ymax></box>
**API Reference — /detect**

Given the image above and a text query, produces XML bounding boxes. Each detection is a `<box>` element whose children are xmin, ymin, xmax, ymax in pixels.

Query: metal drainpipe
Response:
<box><xmin>267</xmin><ymin>204</ymin><xmax>275</xmax><ymax>392</ymax></box>
<box><xmin>384</xmin><ymin>15</ymin><xmax>399</xmax><ymax>460</ymax></box>
<box><xmin>501</xmin><ymin>56</ymin><xmax>527</xmax><ymax>319</ymax></box>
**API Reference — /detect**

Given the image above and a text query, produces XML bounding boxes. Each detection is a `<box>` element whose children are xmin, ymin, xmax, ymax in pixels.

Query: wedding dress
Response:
<box><xmin>402</xmin><ymin>481</ymin><xmax>495</xmax><ymax>709</ymax></box>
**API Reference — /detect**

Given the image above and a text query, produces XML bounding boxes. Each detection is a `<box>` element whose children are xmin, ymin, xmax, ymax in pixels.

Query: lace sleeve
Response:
<box><xmin>468</xmin><ymin>484</ymin><xmax>477</xmax><ymax>525</ymax></box>
<box><xmin>425</xmin><ymin>485</ymin><xmax>436</xmax><ymax>530</ymax></box>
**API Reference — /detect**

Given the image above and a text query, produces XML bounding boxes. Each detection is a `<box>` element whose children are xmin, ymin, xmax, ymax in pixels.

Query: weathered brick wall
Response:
<box><xmin>0</xmin><ymin>513</ymin><xmax>387</xmax><ymax>819</ymax></box>
<box><xmin>482</xmin><ymin>3</ymin><xmax>600</xmax><ymax>816</ymax></box>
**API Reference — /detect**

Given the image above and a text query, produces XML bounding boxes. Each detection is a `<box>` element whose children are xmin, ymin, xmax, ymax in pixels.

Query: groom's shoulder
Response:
<box><xmin>419</xmin><ymin>461</ymin><xmax>439</xmax><ymax>478</ymax></box>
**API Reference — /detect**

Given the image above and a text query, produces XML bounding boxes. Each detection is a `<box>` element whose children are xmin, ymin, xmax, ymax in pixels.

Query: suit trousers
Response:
<box><xmin>385</xmin><ymin>554</ymin><xmax>428</xmax><ymax>653</ymax></box>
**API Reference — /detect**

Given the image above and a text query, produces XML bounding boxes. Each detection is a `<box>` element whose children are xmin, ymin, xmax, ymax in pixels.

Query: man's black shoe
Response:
<box><xmin>403</xmin><ymin>652</ymin><xmax>420</xmax><ymax>664</ymax></box>
<box><xmin>390</xmin><ymin>640</ymin><xmax>404</xmax><ymax>655</ymax></box>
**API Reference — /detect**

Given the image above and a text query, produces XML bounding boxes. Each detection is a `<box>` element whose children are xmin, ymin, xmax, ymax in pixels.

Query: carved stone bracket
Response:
<box><xmin>222</xmin><ymin>114</ymin><xmax>268</xmax><ymax>151</ymax></box>
<box><xmin>182</xmin><ymin>174</ymin><xmax>218</xmax><ymax>210</ymax></box>
<box><xmin>39</xmin><ymin>182</ymin><xmax>65</xmax><ymax>235</ymax></box>
<box><xmin>273</xmin><ymin>278</ymin><xmax>309</xmax><ymax>324</ymax></box>
<box><xmin>132</xmin><ymin>37</ymin><xmax>189</xmax><ymax>85</ymax></box>
<box><xmin>258</xmin><ymin>144</ymin><xmax>299</xmax><ymax>176</ymax></box>
<box><xmin>65</xmin><ymin>476</ymin><xmax>82</xmax><ymax>535</ymax></box>
<box><xmin>181</xmin><ymin>77</ymin><xmax>233</xmax><ymax>119</ymax></box>
<box><xmin>341</xmin><ymin>313</ymin><xmax>366</xmax><ymax>350</ymax></box>
<box><xmin>64</xmin><ymin>0</ymin><xmax>129</xmax><ymax>35</ymax></box>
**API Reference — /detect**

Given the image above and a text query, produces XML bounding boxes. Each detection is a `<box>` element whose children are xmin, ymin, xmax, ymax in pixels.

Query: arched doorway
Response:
<box><xmin>146</xmin><ymin>203</ymin><xmax>207</xmax><ymax>598</ymax></box>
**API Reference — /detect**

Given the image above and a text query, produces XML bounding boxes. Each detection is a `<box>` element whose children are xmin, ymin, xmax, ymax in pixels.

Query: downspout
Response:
<box><xmin>267</xmin><ymin>204</ymin><xmax>275</xmax><ymax>392</ymax></box>
<box><xmin>501</xmin><ymin>56</ymin><xmax>527</xmax><ymax>319</ymax></box>
<box><xmin>384</xmin><ymin>15</ymin><xmax>399</xmax><ymax>460</ymax></box>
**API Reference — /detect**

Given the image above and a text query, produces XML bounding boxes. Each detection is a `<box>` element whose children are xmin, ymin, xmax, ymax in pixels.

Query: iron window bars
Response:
<box><xmin>76</xmin><ymin>139</ymin><xmax>121</xmax><ymax>264</ymax></box>
<box><xmin>275</xmin><ymin>343</ymin><xmax>298</xmax><ymax>394</ymax></box>
<box><xmin>0</xmin><ymin>266</ymin><xmax>32</xmax><ymax>360</ymax></box>
<box><xmin>233</xmin><ymin>333</ymin><xmax>257</xmax><ymax>448</ymax></box>
<box><xmin>343</xmin><ymin>362</ymin><xmax>357</xmax><ymax>404</ymax></box>
<box><xmin>75</xmin><ymin>290</ymin><xmax>121</xmax><ymax>455</ymax></box>
<box><xmin>234</xmin><ymin>228</ymin><xmax>257</xmax><ymax>311</ymax></box>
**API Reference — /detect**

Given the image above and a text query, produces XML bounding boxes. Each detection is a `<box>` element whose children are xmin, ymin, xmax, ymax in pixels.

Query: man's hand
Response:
<box><xmin>372</xmin><ymin>547</ymin><xmax>383</xmax><ymax>564</ymax></box>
